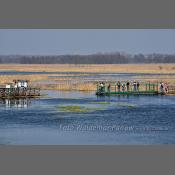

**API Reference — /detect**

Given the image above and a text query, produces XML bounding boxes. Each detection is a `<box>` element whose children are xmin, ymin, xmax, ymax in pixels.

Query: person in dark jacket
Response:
<box><xmin>126</xmin><ymin>81</ymin><xmax>130</xmax><ymax>91</ymax></box>
<box><xmin>160</xmin><ymin>82</ymin><xmax>164</xmax><ymax>93</ymax></box>
<box><xmin>137</xmin><ymin>81</ymin><xmax>140</xmax><ymax>91</ymax></box>
<box><xmin>117</xmin><ymin>81</ymin><xmax>121</xmax><ymax>92</ymax></box>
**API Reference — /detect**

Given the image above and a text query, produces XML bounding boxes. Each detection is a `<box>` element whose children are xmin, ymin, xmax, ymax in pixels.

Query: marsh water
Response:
<box><xmin>0</xmin><ymin>71</ymin><xmax>175</xmax><ymax>144</ymax></box>
<box><xmin>0</xmin><ymin>90</ymin><xmax>175</xmax><ymax>145</ymax></box>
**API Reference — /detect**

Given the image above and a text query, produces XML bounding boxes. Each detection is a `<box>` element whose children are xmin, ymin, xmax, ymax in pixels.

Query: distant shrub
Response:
<box><xmin>159</xmin><ymin>66</ymin><xmax>163</xmax><ymax>70</ymax></box>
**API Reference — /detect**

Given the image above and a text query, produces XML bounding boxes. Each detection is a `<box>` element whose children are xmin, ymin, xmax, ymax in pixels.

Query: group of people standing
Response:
<box><xmin>116</xmin><ymin>81</ymin><xmax>140</xmax><ymax>92</ymax></box>
<box><xmin>98</xmin><ymin>81</ymin><xmax>140</xmax><ymax>93</ymax></box>
<box><xmin>98</xmin><ymin>81</ymin><xmax>169</xmax><ymax>95</ymax></box>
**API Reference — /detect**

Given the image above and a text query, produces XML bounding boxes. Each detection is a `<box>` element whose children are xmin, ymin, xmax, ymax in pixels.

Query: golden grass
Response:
<box><xmin>0</xmin><ymin>74</ymin><xmax>49</xmax><ymax>84</ymax></box>
<box><xmin>0</xmin><ymin>64</ymin><xmax>175</xmax><ymax>74</ymax></box>
<box><xmin>39</xmin><ymin>82</ymin><xmax>96</xmax><ymax>91</ymax></box>
<box><xmin>0</xmin><ymin>64</ymin><xmax>175</xmax><ymax>91</ymax></box>
<box><xmin>0</xmin><ymin>73</ymin><xmax>97</xmax><ymax>91</ymax></box>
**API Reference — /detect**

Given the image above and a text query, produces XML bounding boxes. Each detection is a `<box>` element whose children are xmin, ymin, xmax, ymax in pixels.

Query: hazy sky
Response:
<box><xmin>0</xmin><ymin>29</ymin><xmax>175</xmax><ymax>55</ymax></box>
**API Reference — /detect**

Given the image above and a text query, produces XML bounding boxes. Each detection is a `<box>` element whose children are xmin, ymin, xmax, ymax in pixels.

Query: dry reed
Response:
<box><xmin>1</xmin><ymin>64</ymin><xmax>175</xmax><ymax>74</ymax></box>
<box><xmin>1</xmin><ymin>64</ymin><xmax>175</xmax><ymax>91</ymax></box>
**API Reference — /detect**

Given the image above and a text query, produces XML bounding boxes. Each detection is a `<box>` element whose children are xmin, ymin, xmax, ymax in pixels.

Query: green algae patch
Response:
<box><xmin>90</xmin><ymin>102</ymin><xmax>111</xmax><ymax>105</ymax></box>
<box><xmin>117</xmin><ymin>102</ymin><xmax>137</xmax><ymax>108</ymax></box>
<box><xmin>56</xmin><ymin>105</ymin><xmax>101</xmax><ymax>113</ymax></box>
<box><xmin>40</xmin><ymin>94</ymin><xmax>49</xmax><ymax>98</ymax></box>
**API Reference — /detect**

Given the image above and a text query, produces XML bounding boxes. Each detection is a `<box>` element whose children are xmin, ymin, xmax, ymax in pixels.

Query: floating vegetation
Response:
<box><xmin>90</xmin><ymin>101</ymin><xmax>111</xmax><ymax>105</ymax></box>
<box><xmin>56</xmin><ymin>105</ymin><xmax>101</xmax><ymax>113</ymax></box>
<box><xmin>117</xmin><ymin>102</ymin><xmax>137</xmax><ymax>108</ymax></box>
<box><xmin>40</xmin><ymin>94</ymin><xmax>48</xmax><ymax>97</ymax></box>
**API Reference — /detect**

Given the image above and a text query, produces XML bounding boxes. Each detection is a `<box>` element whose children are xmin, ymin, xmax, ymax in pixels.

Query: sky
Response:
<box><xmin>0</xmin><ymin>29</ymin><xmax>175</xmax><ymax>55</ymax></box>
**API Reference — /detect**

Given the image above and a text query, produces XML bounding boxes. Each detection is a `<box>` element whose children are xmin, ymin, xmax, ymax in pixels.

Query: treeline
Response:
<box><xmin>0</xmin><ymin>53</ymin><xmax>175</xmax><ymax>64</ymax></box>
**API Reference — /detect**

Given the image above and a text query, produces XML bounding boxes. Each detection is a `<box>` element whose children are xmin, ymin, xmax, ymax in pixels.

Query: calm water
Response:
<box><xmin>2</xmin><ymin>71</ymin><xmax>175</xmax><ymax>84</ymax></box>
<box><xmin>1</xmin><ymin>70</ymin><xmax>175</xmax><ymax>77</ymax></box>
<box><xmin>0</xmin><ymin>90</ymin><xmax>175</xmax><ymax>145</ymax></box>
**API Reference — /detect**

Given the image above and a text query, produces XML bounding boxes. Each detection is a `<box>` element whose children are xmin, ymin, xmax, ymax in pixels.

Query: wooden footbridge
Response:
<box><xmin>96</xmin><ymin>81</ymin><xmax>174</xmax><ymax>96</ymax></box>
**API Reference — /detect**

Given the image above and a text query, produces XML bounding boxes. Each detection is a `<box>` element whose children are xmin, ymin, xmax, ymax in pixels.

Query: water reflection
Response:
<box><xmin>0</xmin><ymin>90</ymin><xmax>175</xmax><ymax>144</ymax></box>
<box><xmin>0</xmin><ymin>98</ymin><xmax>31</xmax><ymax>108</ymax></box>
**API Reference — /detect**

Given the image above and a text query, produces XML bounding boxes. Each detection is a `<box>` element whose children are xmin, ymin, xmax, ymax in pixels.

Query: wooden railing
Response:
<box><xmin>96</xmin><ymin>82</ymin><xmax>159</xmax><ymax>94</ymax></box>
<box><xmin>167</xmin><ymin>86</ymin><xmax>175</xmax><ymax>94</ymax></box>
<box><xmin>0</xmin><ymin>87</ymin><xmax>40</xmax><ymax>98</ymax></box>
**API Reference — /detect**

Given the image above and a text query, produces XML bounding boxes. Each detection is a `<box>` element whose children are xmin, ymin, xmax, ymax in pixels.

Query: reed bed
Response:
<box><xmin>1</xmin><ymin>64</ymin><xmax>175</xmax><ymax>91</ymax></box>
<box><xmin>1</xmin><ymin>74</ymin><xmax>175</xmax><ymax>91</ymax></box>
<box><xmin>37</xmin><ymin>82</ymin><xmax>96</xmax><ymax>91</ymax></box>
<box><xmin>0</xmin><ymin>74</ymin><xmax>49</xmax><ymax>84</ymax></box>
<box><xmin>0</xmin><ymin>74</ymin><xmax>96</xmax><ymax>91</ymax></box>
<box><xmin>1</xmin><ymin>64</ymin><xmax>175</xmax><ymax>74</ymax></box>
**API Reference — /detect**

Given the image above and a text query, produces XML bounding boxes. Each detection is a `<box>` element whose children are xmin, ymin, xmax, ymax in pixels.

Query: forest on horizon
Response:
<box><xmin>0</xmin><ymin>52</ymin><xmax>175</xmax><ymax>64</ymax></box>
